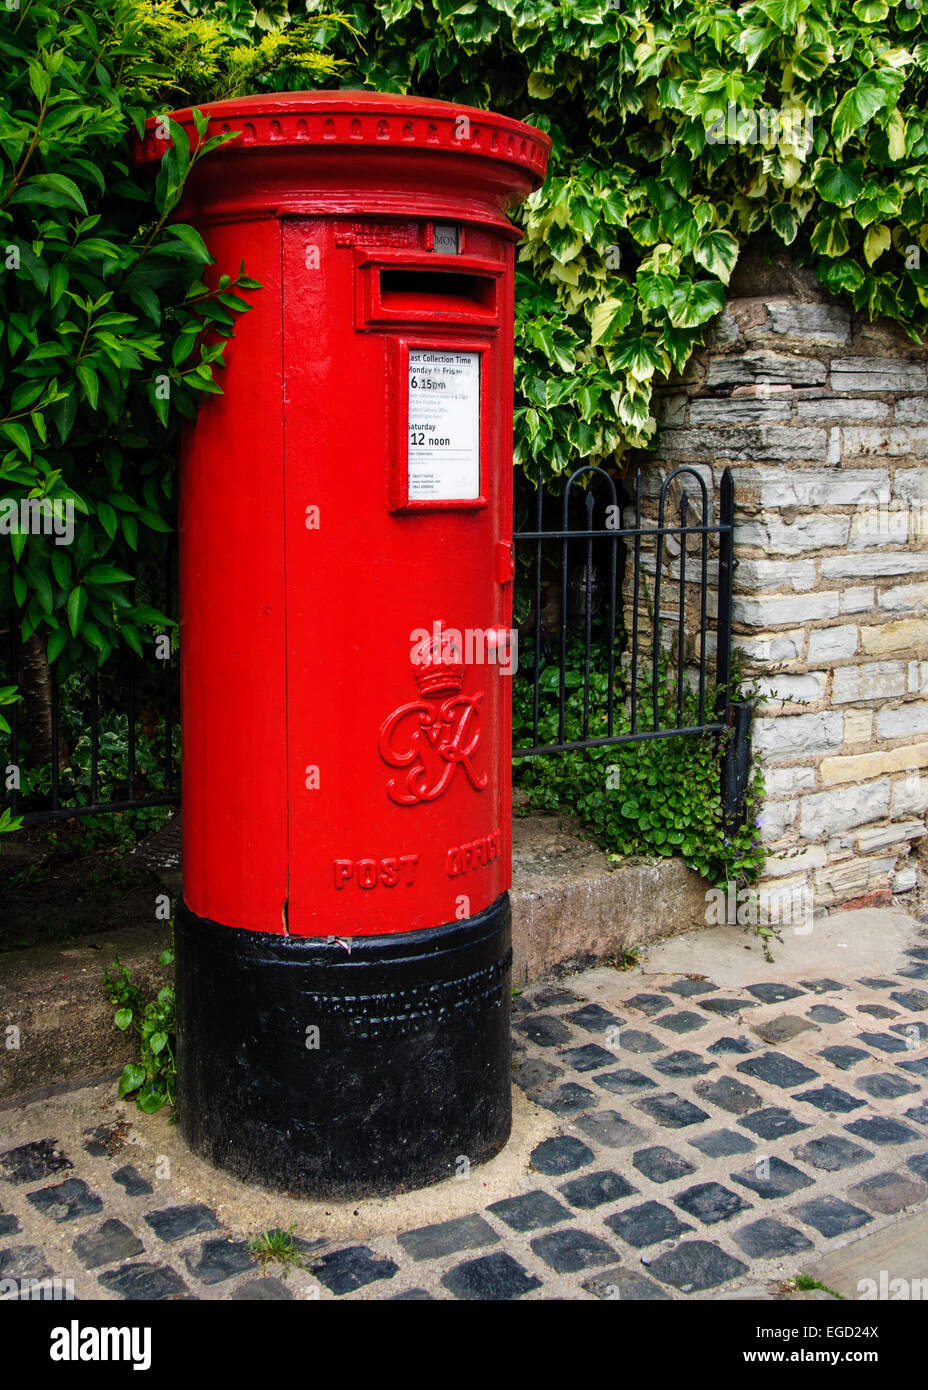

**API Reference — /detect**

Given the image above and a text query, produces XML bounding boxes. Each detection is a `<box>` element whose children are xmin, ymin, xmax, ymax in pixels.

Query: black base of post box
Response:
<box><xmin>173</xmin><ymin>896</ymin><xmax>513</xmax><ymax>1198</ymax></box>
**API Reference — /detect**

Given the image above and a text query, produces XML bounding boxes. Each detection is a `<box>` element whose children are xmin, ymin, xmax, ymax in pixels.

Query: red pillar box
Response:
<box><xmin>134</xmin><ymin>93</ymin><xmax>549</xmax><ymax>1197</ymax></box>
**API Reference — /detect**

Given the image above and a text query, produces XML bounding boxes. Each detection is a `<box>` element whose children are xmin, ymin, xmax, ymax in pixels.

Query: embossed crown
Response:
<box><xmin>412</xmin><ymin>631</ymin><xmax>464</xmax><ymax>698</ymax></box>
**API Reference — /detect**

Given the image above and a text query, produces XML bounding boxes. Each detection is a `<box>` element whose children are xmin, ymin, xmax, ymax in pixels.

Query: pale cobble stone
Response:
<box><xmin>753</xmin><ymin>301</ymin><xmax>851</xmax><ymax>348</ymax></box>
<box><xmin>735</xmin><ymin>559</ymin><xmax>817</xmax><ymax>592</ymax></box>
<box><xmin>840</xmin><ymin>586</ymin><xmax>875</xmax><ymax>614</ymax></box>
<box><xmin>706</xmin><ymin>353</ymin><xmax>827</xmax><ymax>388</ymax></box>
<box><xmin>822</xmin><ymin>552</ymin><xmax>928</xmax><ymax>581</ymax></box>
<box><xmin>861</xmin><ymin>619</ymin><xmax>928</xmax><ymax>655</ymax></box>
<box><xmin>689</xmin><ymin>398</ymin><xmax>792</xmax><ymax>425</ymax></box>
<box><xmin>755</xmin><ymin>674</ymin><xmax>826</xmax><ymax>706</ymax></box>
<box><xmin>735</xmin><ymin>515</ymin><xmax>850</xmax><ymax>555</ymax></box>
<box><xmin>753</xmin><ymin>711</ymin><xmax>844</xmax><ymax>760</ymax></box>
<box><xmin>819</xmin><ymin>744</ymin><xmax>928</xmax><ymax>785</ymax></box>
<box><xmin>829</xmin><ymin>358</ymin><xmax>927</xmax><ymax>392</ymax></box>
<box><xmin>733</xmin><ymin>593</ymin><xmax>840</xmax><ymax>627</ymax></box>
<box><xmin>795</xmin><ymin>398</ymin><xmax>889</xmax><ymax>421</ymax></box>
<box><xmin>876</xmin><ymin>704</ymin><xmax>928</xmax><ymax>740</ymax></box>
<box><xmin>731</xmin><ymin>468</ymin><xmax>889</xmax><ymax>509</ymax></box>
<box><xmin>831</xmin><ymin>662</ymin><xmax>907</xmax><ymax>704</ymax></box>
<box><xmin>807</xmin><ymin>625</ymin><xmax>859</xmax><ymax>663</ymax></box>
<box><xmin>880</xmin><ymin>581</ymin><xmax>928</xmax><ymax>613</ymax></box>
<box><xmin>842</xmin><ymin>425</ymin><xmax>928</xmax><ymax>459</ymax></box>
<box><xmin>733</xmin><ymin>630</ymin><xmax>805</xmax><ymax>664</ymax></box>
<box><xmin>896</xmin><ymin>396</ymin><xmax>928</xmax><ymax>424</ymax></box>
<box><xmin>799</xmin><ymin>781</ymin><xmax>891</xmax><ymax>840</ymax></box>
<box><xmin>658</xmin><ymin>426</ymin><xmax>827</xmax><ymax>463</ymax></box>
<box><xmin>843</xmin><ymin>709</ymin><xmax>874</xmax><ymax>744</ymax></box>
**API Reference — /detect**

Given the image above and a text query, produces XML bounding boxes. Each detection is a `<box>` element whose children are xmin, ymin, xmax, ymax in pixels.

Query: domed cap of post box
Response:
<box><xmin>132</xmin><ymin>90</ymin><xmax>550</xmax><ymax>229</ymax></box>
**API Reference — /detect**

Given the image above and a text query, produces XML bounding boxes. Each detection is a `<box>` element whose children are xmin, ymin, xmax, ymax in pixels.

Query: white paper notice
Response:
<box><xmin>407</xmin><ymin>350</ymin><xmax>480</xmax><ymax>501</ymax></box>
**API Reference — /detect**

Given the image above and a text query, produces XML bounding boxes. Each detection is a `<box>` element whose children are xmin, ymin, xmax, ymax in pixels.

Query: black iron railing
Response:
<box><xmin>512</xmin><ymin>464</ymin><xmax>751</xmax><ymax>826</ymax></box>
<box><xmin>2</xmin><ymin>558</ymin><xmax>180</xmax><ymax>826</ymax></box>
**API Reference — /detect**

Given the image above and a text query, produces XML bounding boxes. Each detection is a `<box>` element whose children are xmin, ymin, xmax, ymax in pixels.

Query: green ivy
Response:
<box><xmin>513</xmin><ymin>640</ymin><xmax>766</xmax><ymax>886</ymax></box>
<box><xmin>184</xmin><ymin>0</ymin><xmax>928</xmax><ymax>482</ymax></box>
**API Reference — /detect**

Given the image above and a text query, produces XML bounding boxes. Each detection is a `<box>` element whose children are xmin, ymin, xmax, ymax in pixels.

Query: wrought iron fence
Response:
<box><xmin>512</xmin><ymin>463</ymin><xmax>751</xmax><ymax>827</ymax></box>
<box><xmin>3</xmin><ymin>466</ymin><xmax>752</xmax><ymax>830</ymax></box>
<box><xmin>2</xmin><ymin>557</ymin><xmax>179</xmax><ymax>826</ymax></box>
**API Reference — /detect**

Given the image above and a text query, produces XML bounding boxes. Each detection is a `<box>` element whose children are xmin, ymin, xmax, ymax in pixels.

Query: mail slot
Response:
<box><xmin>133</xmin><ymin>91</ymin><xmax>549</xmax><ymax>1198</ymax></box>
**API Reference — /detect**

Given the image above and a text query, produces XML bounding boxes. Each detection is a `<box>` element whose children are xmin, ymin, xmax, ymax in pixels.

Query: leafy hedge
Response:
<box><xmin>0</xmin><ymin>0</ymin><xmax>344</xmax><ymax>674</ymax></box>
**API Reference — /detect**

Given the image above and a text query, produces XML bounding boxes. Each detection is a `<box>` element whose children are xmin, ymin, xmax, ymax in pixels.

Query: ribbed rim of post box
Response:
<box><xmin>131</xmin><ymin>89</ymin><xmax>551</xmax><ymax>184</ymax></box>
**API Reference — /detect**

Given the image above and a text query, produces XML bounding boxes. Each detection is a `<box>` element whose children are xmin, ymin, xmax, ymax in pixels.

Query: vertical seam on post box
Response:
<box><xmin>280</xmin><ymin>214</ymin><xmax>290</xmax><ymax>933</ymax></box>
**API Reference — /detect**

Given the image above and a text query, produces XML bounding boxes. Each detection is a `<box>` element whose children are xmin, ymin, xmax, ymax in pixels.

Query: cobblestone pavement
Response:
<box><xmin>2</xmin><ymin>916</ymin><xmax>927</xmax><ymax>1301</ymax></box>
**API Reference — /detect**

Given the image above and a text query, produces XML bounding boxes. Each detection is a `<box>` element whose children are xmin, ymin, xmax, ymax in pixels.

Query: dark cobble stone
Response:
<box><xmin>854</xmin><ymin>1072</ymin><xmax>919</xmax><ymax>1101</ymax></box>
<box><xmin>673</xmin><ymin>1182</ymin><xmax>753</xmax><ymax>1226</ymax></box>
<box><xmin>27</xmin><ymin>1178</ymin><xmax>103</xmax><ymax>1223</ymax></box>
<box><xmin>73</xmin><ymin>1219</ymin><xmax>144</xmax><ymax>1270</ymax></box>
<box><xmin>613</xmin><ymin>1029</ymin><xmax>666</xmax><ymax>1054</ymax></box>
<box><xmin>532</xmin><ymin>1083</ymin><xmax>598</xmax><ymax>1116</ymax></box>
<box><xmin>789</xmin><ymin>1196</ymin><xmax>872</xmax><ymax>1239</ymax></box>
<box><xmin>183</xmin><ymin>1238</ymin><xmax>256</xmax><ymax>1286</ymax></box>
<box><xmin>560</xmin><ymin>1043</ymin><xmax>620</xmax><ymax>1073</ymax></box>
<box><xmin>700</xmin><ymin>998</ymin><xmax>759</xmax><ymax>1017</ymax></box>
<box><xmin>604</xmin><ymin>1201</ymin><xmax>694</xmax><ymax>1249</ymax></box>
<box><xmin>530</xmin><ymin>1135</ymin><xmax>595</xmax><ymax>1176</ymax></box>
<box><xmin>790</xmin><ymin>1135</ymin><xmax>873</xmax><ymax>1172</ymax></box>
<box><xmin>144</xmin><ymin>1204</ymin><xmax>220</xmax><ymax>1243</ymax></box>
<box><xmin>625</xmin><ymin>993</ymin><xmax>673</xmax><ymax>1017</ymax></box>
<box><xmin>633</xmin><ymin>1093</ymin><xmax>710</xmax><ymax>1129</ymax></box>
<box><xmin>707</xmin><ymin>1036</ymin><xmax>756</xmax><ymax>1056</ymax></box>
<box><xmin>530</xmin><ymin>1228</ymin><xmax>619</xmax><ymax>1274</ymax></box>
<box><xmin>845</xmin><ymin>1116</ymin><xmax>919</xmax><ymax>1145</ymax></box>
<box><xmin>793</xmin><ymin>1084</ymin><xmax>865</xmax><ymax>1115</ymax></box>
<box><xmin>0</xmin><ymin>1139</ymin><xmax>71</xmax><ymax>1186</ymax></box>
<box><xmin>730</xmin><ymin>1157</ymin><xmax>815</xmax><ymax>1200</ymax></box>
<box><xmin>514</xmin><ymin>1014</ymin><xmax>572</xmax><ymax>1047</ymax></box>
<box><xmin>663</xmin><ymin>979</ymin><xmax>719</xmax><ymax>998</ymax></box>
<box><xmin>744</xmin><ymin>983</ymin><xmax>806</xmax><ymax>1004</ymax></box>
<box><xmin>441</xmin><ymin>1252</ymin><xmax>541</xmax><ymax>1301</ymax></box>
<box><xmin>397</xmin><ymin>1214</ymin><xmax>498</xmax><ymax>1262</ymax></box>
<box><xmin>646</xmin><ymin>1241</ymin><xmax>748</xmax><ymax>1293</ymax></box>
<box><xmin>632</xmin><ymin>1146</ymin><xmax>697</xmax><ymax>1184</ymax></box>
<box><xmin>737</xmin><ymin>1107</ymin><xmax>809</xmax><ymax>1140</ymax></box>
<box><xmin>112</xmin><ymin>1165</ymin><xmax>153</xmax><ymax>1197</ymax></box>
<box><xmin>513</xmin><ymin>1058</ymin><xmax>563</xmax><ymax>1094</ymax></box>
<box><xmin>856</xmin><ymin>1031</ymin><xmax>909</xmax><ymax>1054</ymax></box>
<box><xmin>98</xmin><ymin>1263</ymin><xmax>190</xmax><ymax>1301</ymax></box>
<box><xmin>310</xmin><ymin>1245</ymin><xmax>399</xmax><ymax>1296</ymax></box>
<box><xmin>732</xmin><ymin>1219</ymin><xmax>814</xmax><ymax>1260</ymax></box>
<box><xmin>689</xmin><ymin>1129</ymin><xmax>756</xmax><ymax>1158</ymax></box>
<box><xmin>575</xmin><ymin>1110</ymin><xmax>647</xmax><ymax>1149</ymax></box>
<box><xmin>486</xmin><ymin>1190</ymin><xmax>571</xmax><ymax>1233</ymax></box>
<box><xmin>693</xmin><ymin>1075</ymin><xmax>763</xmax><ymax>1116</ymax></box>
<box><xmin>818</xmin><ymin>1045</ymin><xmax>870</xmax><ymax>1070</ymax></box>
<box><xmin>657</xmin><ymin>1012</ymin><xmax>707</xmax><ymax>1035</ymax></box>
<box><xmin>653</xmin><ymin>1050</ymin><xmax>716</xmax><ymax>1079</ymax></box>
<box><xmin>736</xmin><ymin>1052</ymin><xmax>819</xmax><ymax>1088</ymax></box>
<box><xmin>807</xmin><ymin>1005</ymin><xmax>848</xmax><ymax>1024</ymax></box>
<box><xmin>593</xmin><ymin>1068</ymin><xmax>657</xmax><ymax>1095</ymax></box>
<box><xmin>566</xmin><ymin>1004</ymin><xmax>623</xmax><ymax>1033</ymax></box>
<box><xmin>556</xmin><ymin>1170</ymin><xmax>638</xmax><ymax>1210</ymax></box>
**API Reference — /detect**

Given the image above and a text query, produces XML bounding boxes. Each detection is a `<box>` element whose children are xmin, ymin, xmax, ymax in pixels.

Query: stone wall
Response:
<box><xmin>639</xmin><ymin>255</ymin><xmax>928</xmax><ymax>911</ymax></box>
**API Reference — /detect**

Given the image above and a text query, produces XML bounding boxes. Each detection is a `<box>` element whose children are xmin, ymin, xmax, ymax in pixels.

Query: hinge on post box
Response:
<box><xmin>494</xmin><ymin>540</ymin><xmax>515</xmax><ymax>584</ymax></box>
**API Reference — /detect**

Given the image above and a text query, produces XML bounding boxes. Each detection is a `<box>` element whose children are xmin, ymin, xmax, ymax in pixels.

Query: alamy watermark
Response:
<box><xmin>705</xmin><ymin>102</ymin><xmax>814</xmax><ymax>155</ymax></box>
<box><xmin>706</xmin><ymin>879</ymin><xmax>814</xmax><ymax>935</ymax></box>
<box><xmin>0</xmin><ymin>497</ymin><xmax>74</xmax><ymax>546</ymax></box>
